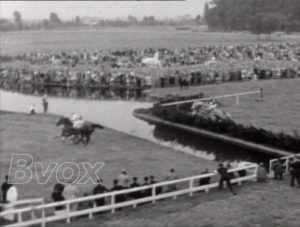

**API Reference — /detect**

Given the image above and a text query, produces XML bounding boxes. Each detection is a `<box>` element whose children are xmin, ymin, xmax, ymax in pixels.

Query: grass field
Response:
<box><xmin>1</xmin><ymin>28</ymin><xmax>300</xmax><ymax>55</ymax></box>
<box><xmin>149</xmin><ymin>78</ymin><xmax>300</xmax><ymax>136</ymax></box>
<box><xmin>0</xmin><ymin>111</ymin><xmax>215</xmax><ymax>201</ymax></box>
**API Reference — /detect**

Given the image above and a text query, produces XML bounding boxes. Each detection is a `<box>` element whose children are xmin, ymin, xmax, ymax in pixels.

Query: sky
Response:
<box><xmin>0</xmin><ymin>0</ymin><xmax>208</xmax><ymax>21</ymax></box>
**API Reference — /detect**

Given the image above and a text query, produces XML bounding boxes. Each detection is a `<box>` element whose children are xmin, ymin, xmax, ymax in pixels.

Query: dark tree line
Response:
<box><xmin>0</xmin><ymin>11</ymin><xmax>204</xmax><ymax>32</ymax></box>
<box><xmin>204</xmin><ymin>0</ymin><xmax>300</xmax><ymax>34</ymax></box>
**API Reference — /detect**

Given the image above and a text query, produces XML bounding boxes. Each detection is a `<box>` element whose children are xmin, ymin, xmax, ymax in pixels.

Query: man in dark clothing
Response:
<box><xmin>273</xmin><ymin>159</ymin><xmax>284</xmax><ymax>180</ymax></box>
<box><xmin>217</xmin><ymin>164</ymin><xmax>236</xmax><ymax>195</ymax></box>
<box><xmin>142</xmin><ymin>176</ymin><xmax>151</xmax><ymax>197</ymax></box>
<box><xmin>1</xmin><ymin>175</ymin><xmax>12</xmax><ymax>203</ymax></box>
<box><xmin>290</xmin><ymin>157</ymin><xmax>300</xmax><ymax>187</ymax></box>
<box><xmin>93</xmin><ymin>179</ymin><xmax>108</xmax><ymax>206</ymax></box>
<box><xmin>199</xmin><ymin>169</ymin><xmax>211</xmax><ymax>186</ymax></box>
<box><xmin>51</xmin><ymin>183</ymin><xmax>65</xmax><ymax>211</ymax></box>
<box><xmin>129</xmin><ymin>177</ymin><xmax>141</xmax><ymax>199</ymax></box>
<box><xmin>150</xmin><ymin>175</ymin><xmax>162</xmax><ymax>194</ymax></box>
<box><xmin>110</xmin><ymin>179</ymin><xmax>126</xmax><ymax>203</ymax></box>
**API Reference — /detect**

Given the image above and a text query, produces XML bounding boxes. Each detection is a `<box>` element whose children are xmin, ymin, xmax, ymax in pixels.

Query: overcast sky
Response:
<box><xmin>0</xmin><ymin>0</ymin><xmax>208</xmax><ymax>20</ymax></box>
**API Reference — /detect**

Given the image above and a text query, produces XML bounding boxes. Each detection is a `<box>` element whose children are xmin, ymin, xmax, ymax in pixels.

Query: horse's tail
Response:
<box><xmin>92</xmin><ymin>124</ymin><xmax>104</xmax><ymax>130</ymax></box>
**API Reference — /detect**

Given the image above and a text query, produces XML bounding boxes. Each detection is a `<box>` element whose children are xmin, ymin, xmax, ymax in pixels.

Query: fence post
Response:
<box><xmin>66</xmin><ymin>202</ymin><xmax>70</xmax><ymax>224</ymax></box>
<box><xmin>111</xmin><ymin>194</ymin><xmax>115</xmax><ymax>214</ymax></box>
<box><xmin>189</xmin><ymin>179</ymin><xmax>194</xmax><ymax>196</ymax></box>
<box><xmin>259</xmin><ymin>88</ymin><xmax>263</xmax><ymax>102</ymax></box>
<box><xmin>152</xmin><ymin>185</ymin><xmax>156</xmax><ymax>204</ymax></box>
<box><xmin>41</xmin><ymin>200</ymin><xmax>46</xmax><ymax>227</ymax></box>
<box><xmin>17</xmin><ymin>211</ymin><xmax>22</xmax><ymax>223</ymax></box>
<box><xmin>89</xmin><ymin>202</ymin><xmax>95</xmax><ymax>220</ymax></box>
<box><xmin>236</xmin><ymin>95</ymin><xmax>239</xmax><ymax>105</ymax></box>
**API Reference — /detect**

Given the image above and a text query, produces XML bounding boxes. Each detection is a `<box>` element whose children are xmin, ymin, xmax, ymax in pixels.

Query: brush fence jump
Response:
<box><xmin>160</xmin><ymin>89</ymin><xmax>263</xmax><ymax>107</ymax></box>
<box><xmin>0</xmin><ymin>164</ymin><xmax>258</xmax><ymax>227</ymax></box>
<box><xmin>269</xmin><ymin>153</ymin><xmax>300</xmax><ymax>177</ymax></box>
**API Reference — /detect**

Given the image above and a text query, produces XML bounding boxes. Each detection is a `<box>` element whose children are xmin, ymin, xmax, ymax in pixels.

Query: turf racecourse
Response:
<box><xmin>149</xmin><ymin>78</ymin><xmax>300</xmax><ymax>136</ymax></box>
<box><xmin>0</xmin><ymin>111</ymin><xmax>215</xmax><ymax>201</ymax></box>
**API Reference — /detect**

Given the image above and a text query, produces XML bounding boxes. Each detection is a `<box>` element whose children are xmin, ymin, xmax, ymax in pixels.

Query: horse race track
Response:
<box><xmin>0</xmin><ymin>111</ymin><xmax>214</xmax><ymax>200</ymax></box>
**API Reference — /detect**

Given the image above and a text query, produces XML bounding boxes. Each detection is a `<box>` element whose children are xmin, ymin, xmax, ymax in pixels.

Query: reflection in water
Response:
<box><xmin>153</xmin><ymin>124</ymin><xmax>278</xmax><ymax>167</ymax></box>
<box><xmin>2</xmin><ymin>83</ymin><xmax>144</xmax><ymax>101</ymax></box>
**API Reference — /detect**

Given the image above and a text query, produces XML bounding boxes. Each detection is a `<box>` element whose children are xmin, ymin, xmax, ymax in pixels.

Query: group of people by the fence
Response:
<box><xmin>271</xmin><ymin>155</ymin><xmax>300</xmax><ymax>187</ymax></box>
<box><xmin>1</xmin><ymin>156</ymin><xmax>299</xmax><ymax>223</ymax></box>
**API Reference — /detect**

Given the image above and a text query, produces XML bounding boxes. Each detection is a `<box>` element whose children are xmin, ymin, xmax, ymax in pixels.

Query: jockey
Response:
<box><xmin>73</xmin><ymin>116</ymin><xmax>85</xmax><ymax>129</ymax></box>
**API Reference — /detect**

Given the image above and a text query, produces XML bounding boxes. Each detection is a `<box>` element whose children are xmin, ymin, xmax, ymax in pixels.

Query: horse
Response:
<box><xmin>141</xmin><ymin>52</ymin><xmax>161</xmax><ymax>67</ymax></box>
<box><xmin>56</xmin><ymin>117</ymin><xmax>104</xmax><ymax>146</ymax></box>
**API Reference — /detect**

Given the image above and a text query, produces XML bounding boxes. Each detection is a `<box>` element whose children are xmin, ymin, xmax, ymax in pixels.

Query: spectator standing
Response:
<box><xmin>110</xmin><ymin>179</ymin><xmax>126</xmax><ymax>203</ymax></box>
<box><xmin>51</xmin><ymin>183</ymin><xmax>65</xmax><ymax>215</ymax></box>
<box><xmin>42</xmin><ymin>95</ymin><xmax>48</xmax><ymax>113</ymax></box>
<box><xmin>129</xmin><ymin>177</ymin><xmax>141</xmax><ymax>199</ymax></box>
<box><xmin>289</xmin><ymin>156</ymin><xmax>300</xmax><ymax>187</ymax></box>
<box><xmin>273</xmin><ymin>159</ymin><xmax>284</xmax><ymax>180</ymax></box>
<box><xmin>63</xmin><ymin>181</ymin><xmax>79</xmax><ymax>211</ymax></box>
<box><xmin>199</xmin><ymin>169</ymin><xmax>211</xmax><ymax>186</ymax></box>
<box><xmin>117</xmin><ymin>170</ymin><xmax>130</xmax><ymax>188</ymax></box>
<box><xmin>256</xmin><ymin>163</ymin><xmax>269</xmax><ymax>182</ymax></box>
<box><xmin>1</xmin><ymin>175</ymin><xmax>11</xmax><ymax>203</ymax></box>
<box><xmin>217</xmin><ymin>163</ymin><xmax>236</xmax><ymax>195</ymax></box>
<box><xmin>93</xmin><ymin>179</ymin><xmax>108</xmax><ymax>207</ymax></box>
<box><xmin>1</xmin><ymin>176</ymin><xmax>18</xmax><ymax>221</ymax></box>
<box><xmin>165</xmin><ymin>169</ymin><xmax>178</xmax><ymax>192</ymax></box>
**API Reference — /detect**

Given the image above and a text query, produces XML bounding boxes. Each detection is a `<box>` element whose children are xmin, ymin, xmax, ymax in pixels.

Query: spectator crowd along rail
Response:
<box><xmin>0</xmin><ymin>163</ymin><xmax>258</xmax><ymax>227</ymax></box>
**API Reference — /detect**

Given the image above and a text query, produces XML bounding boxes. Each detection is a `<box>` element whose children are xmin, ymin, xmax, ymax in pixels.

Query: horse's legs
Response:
<box><xmin>84</xmin><ymin>133</ymin><xmax>91</xmax><ymax>146</ymax></box>
<box><xmin>75</xmin><ymin>132</ymin><xmax>84</xmax><ymax>144</ymax></box>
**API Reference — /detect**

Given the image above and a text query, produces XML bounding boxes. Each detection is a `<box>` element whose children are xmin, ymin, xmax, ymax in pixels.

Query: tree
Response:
<box><xmin>75</xmin><ymin>16</ymin><xmax>81</xmax><ymax>26</ymax></box>
<box><xmin>203</xmin><ymin>3</ymin><xmax>210</xmax><ymax>24</ymax></box>
<box><xmin>49</xmin><ymin>12</ymin><xmax>61</xmax><ymax>27</ymax></box>
<box><xmin>127</xmin><ymin>15</ymin><xmax>138</xmax><ymax>26</ymax></box>
<box><xmin>13</xmin><ymin>11</ymin><xmax>22</xmax><ymax>30</ymax></box>
<box><xmin>195</xmin><ymin>15</ymin><xmax>202</xmax><ymax>25</ymax></box>
<box><xmin>261</xmin><ymin>12</ymin><xmax>283</xmax><ymax>39</ymax></box>
<box><xmin>248</xmin><ymin>13</ymin><xmax>264</xmax><ymax>39</ymax></box>
<box><xmin>42</xmin><ymin>19</ymin><xmax>50</xmax><ymax>30</ymax></box>
<box><xmin>204</xmin><ymin>0</ymin><xmax>300</xmax><ymax>32</ymax></box>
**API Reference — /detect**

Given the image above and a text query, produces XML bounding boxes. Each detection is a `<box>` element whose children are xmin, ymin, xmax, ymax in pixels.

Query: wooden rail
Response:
<box><xmin>0</xmin><ymin>164</ymin><xmax>258</xmax><ymax>227</ymax></box>
<box><xmin>160</xmin><ymin>89</ymin><xmax>263</xmax><ymax>107</ymax></box>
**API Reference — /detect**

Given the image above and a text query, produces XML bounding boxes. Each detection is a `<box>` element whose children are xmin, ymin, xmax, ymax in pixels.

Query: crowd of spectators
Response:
<box><xmin>0</xmin><ymin>43</ymin><xmax>299</xmax><ymax>93</ymax></box>
<box><xmin>1</xmin><ymin>43</ymin><xmax>299</xmax><ymax>68</ymax></box>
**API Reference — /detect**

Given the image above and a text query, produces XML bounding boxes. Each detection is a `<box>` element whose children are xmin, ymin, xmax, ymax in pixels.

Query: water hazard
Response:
<box><xmin>0</xmin><ymin>89</ymin><xmax>277</xmax><ymax>166</ymax></box>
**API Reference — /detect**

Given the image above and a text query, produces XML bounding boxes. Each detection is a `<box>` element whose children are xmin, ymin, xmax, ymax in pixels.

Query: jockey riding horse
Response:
<box><xmin>56</xmin><ymin>117</ymin><xmax>104</xmax><ymax>146</ymax></box>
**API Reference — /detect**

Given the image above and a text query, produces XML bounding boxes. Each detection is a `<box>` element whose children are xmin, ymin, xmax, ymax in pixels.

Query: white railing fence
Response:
<box><xmin>159</xmin><ymin>89</ymin><xmax>263</xmax><ymax>107</ymax></box>
<box><xmin>269</xmin><ymin>153</ymin><xmax>300</xmax><ymax>177</ymax></box>
<box><xmin>0</xmin><ymin>164</ymin><xmax>258</xmax><ymax>227</ymax></box>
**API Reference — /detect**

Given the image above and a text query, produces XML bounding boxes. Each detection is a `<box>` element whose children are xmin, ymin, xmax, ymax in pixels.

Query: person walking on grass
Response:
<box><xmin>42</xmin><ymin>95</ymin><xmax>48</xmax><ymax>113</ymax></box>
<box><xmin>217</xmin><ymin>163</ymin><xmax>236</xmax><ymax>195</ymax></box>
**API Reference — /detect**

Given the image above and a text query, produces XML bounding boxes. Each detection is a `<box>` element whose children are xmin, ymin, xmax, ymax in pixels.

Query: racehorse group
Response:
<box><xmin>56</xmin><ymin>117</ymin><xmax>104</xmax><ymax>146</ymax></box>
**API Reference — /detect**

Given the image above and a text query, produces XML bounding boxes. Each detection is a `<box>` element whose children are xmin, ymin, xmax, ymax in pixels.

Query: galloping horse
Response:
<box><xmin>56</xmin><ymin>117</ymin><xmax>104</xmax><ymax>146</ymax></box>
